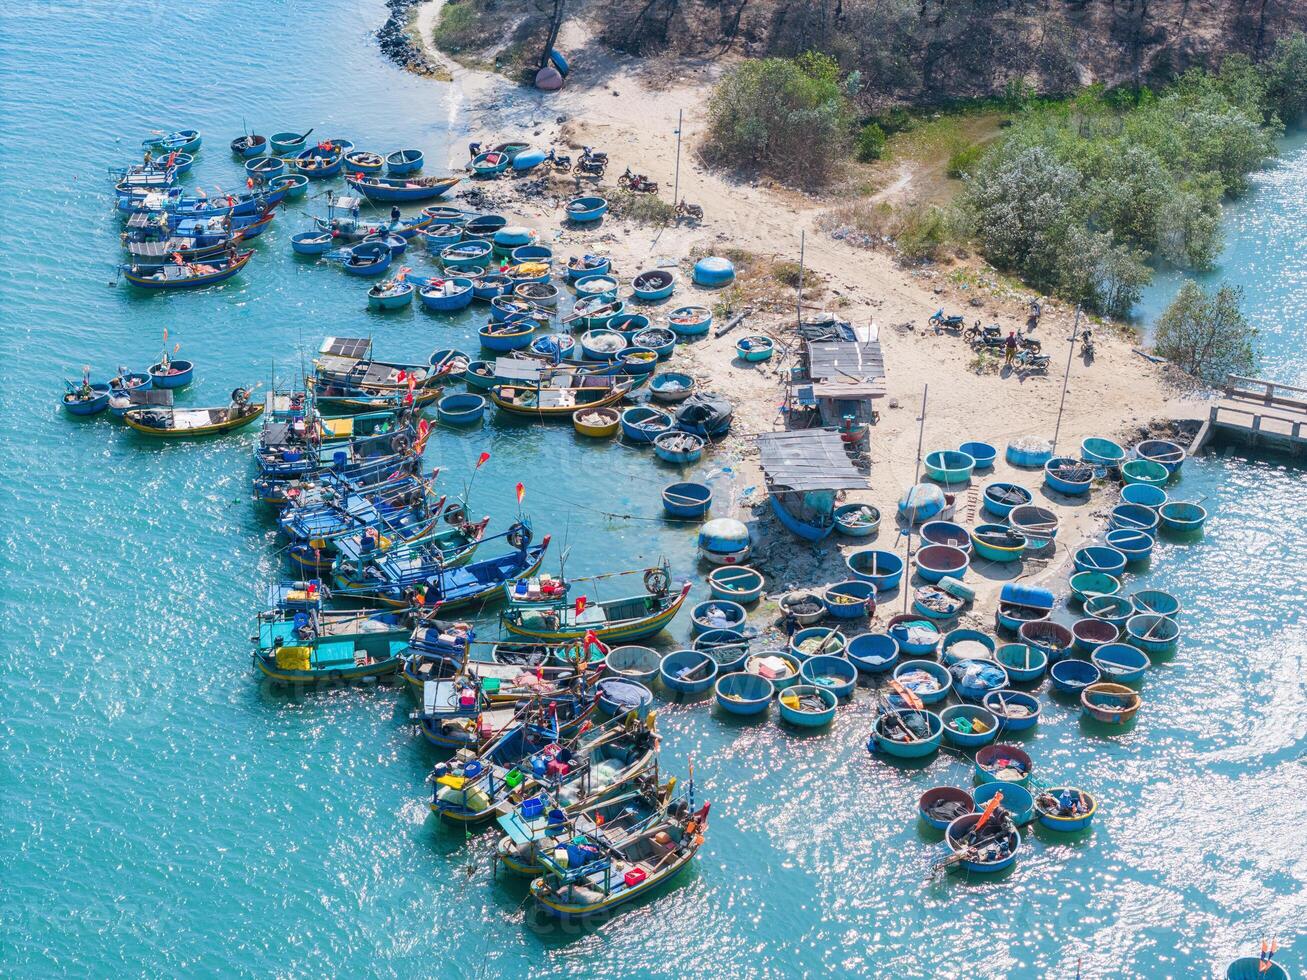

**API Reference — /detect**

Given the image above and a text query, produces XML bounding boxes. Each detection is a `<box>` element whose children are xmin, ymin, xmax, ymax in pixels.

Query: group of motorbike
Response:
<box><xmin>928</xmin><ymin>307</ymin><xmax>1094</xmax><ymax>371</ymax></box>
<box><xmin>542</xmin><ymin>146</ymin><xmax>703</xmax><ymax>221</ymax></box>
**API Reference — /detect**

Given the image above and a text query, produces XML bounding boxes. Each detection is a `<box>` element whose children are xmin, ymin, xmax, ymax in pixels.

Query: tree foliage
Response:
<box><xmin>1153</xmin><ymin>281</ymin><xmax>1257</xmax><ymax>384</ymax></box>
<box><xmin>704</xmin><ymin>56</ymin><xmax>851</xmax><ymax>185</ymax></box>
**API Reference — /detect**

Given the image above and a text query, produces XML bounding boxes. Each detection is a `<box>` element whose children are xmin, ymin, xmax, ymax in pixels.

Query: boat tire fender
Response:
<box><xmin>644</xmin><ymin>567</ymin><xmax>670</xmax><ymax>595</ymax></box>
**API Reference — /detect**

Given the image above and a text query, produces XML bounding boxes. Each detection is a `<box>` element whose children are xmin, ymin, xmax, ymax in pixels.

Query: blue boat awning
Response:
<box><xmin>756</xmin><ymin>430</ymin><xmax>867</xmax><ymax>492</ymax></box>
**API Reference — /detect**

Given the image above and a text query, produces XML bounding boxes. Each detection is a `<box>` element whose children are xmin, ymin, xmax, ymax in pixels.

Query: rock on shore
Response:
<box><xmin>375</xmin><ymin>0</ymin><xmax>439</xmax><ymax>75</ymax></box>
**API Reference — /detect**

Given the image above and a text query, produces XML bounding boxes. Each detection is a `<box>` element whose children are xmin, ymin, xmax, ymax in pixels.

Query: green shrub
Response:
<box><xmin>1153</xmin><ymin>281</ymin><xmax>1257</xmax><ymax>383</ymax></box>
<box><xmin>855</xmin><ymin>123</ymin><xmax>887</xmax><ymax>162</ymax></box>
<box><xmin>946</xmin><ymin>142</ymin><xmax>985</xmax><ymax>178</ymax></box>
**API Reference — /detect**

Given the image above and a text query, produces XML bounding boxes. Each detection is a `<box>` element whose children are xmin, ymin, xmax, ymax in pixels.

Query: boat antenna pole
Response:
<box><xmin>796</xmin><ymin>230</ymin><xmax>805</xmax><ymax>330</ymax></box>
<box><xmin>672</xmin><ymin>109</ymin><xmax>683</xmax><ymax>207</ymax></box>
<box><xmin>904</xmin><ymin>384</ymin><xmax>928</xmax><ymax>614</ymax></box>
<box><xmin>1050</xmin><ymin>304</ymin><xmax>1080</xmax><ymax>454</ymax></box>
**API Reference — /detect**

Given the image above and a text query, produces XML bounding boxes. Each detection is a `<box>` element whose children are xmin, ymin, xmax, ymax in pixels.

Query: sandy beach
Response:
<box><xmin>410</xmin><ymin>5</ymin><xmax>1205</xmax><ymax>623</ymax></box>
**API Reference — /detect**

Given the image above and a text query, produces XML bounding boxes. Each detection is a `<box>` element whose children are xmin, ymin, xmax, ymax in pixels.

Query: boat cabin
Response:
<box><xmin>756</xmin><ymin>429</ymin><xmax>868</xmax><ymax>540</ymax></box>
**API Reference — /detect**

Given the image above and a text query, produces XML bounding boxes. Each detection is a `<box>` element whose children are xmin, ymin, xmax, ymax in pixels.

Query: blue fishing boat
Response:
<box><xmin>995</xmin><ymin>643</ymin><xmax>1046</xmax><ymax>682</ymax></box>
<box><xmin>1122</xmin><ymin>457</ymin><xmax>1169</xmax><ymax>487</ymax></box>
<box><xmin>1074</xmin><ymin>545</ymin><xmax>1128</xmax><ymax>576</ymax></box>
<box><xmin>919</xmin><ymin>787</ymin><xmax>975</xmax><ymax>829</ymax></box>
<box><xmin>143</xmin><ymin>128</ymin><xmax>201</xmax><ymax>154</ymax></box>
<box><xmin>269</xmin><ymin>129</ymin><xmax>312</xmax><ymax>154</ymax></box>
<box><xmin>342</xmin><ymin>149</ymin><xmax>385</xmax><ymax>174</ymax></box>
<box><xmin>511</xmin><ymin>146</ymin><xmax>547</xmax><ymax>171</ymax></box>
<box><xmin>735</xmin><ymin>335</ymin><xmax>774</xmax><ymax>362</ymax></box>
<box><xmin>294</xmin><ymin>143</ymin><xmax>345</xmax><ymax>178</ymax></box>
<box><xmin>436</xmin><ymin>393</ymin><xmax>486</xmax><ymax>426</ymax></box>
<box><xmin>714</xmin><ymin>672</ymin><xmax>773</xmax><ymax>716</ymax></box>
<box><xmin>974</xmin><ymin>743</ymin><xmax>1033</xmax><ymax>786</ymax></box>
<box><xmin>897</xmin><ymin>483</ymin><xmax>947</xmax><ymax>523</ymax></box>
<box><xmin>799</xmin><ymin>655</ymin><xmax>857</xmax><ymax>698</ymax></box>
<box><xmin>661</xmin><ymin>481</ymin><xmax>711</xmax><ymax>518</ymax></box>
<box><xmin>1121</xmin><ymin>482</ymin><xmax>1167</xmax><ymax>509</ymax></box>
<box><xmin>380</xmin><ymin>148</ymin><xmax>422</xmax><ymax>174</ymax></box>
<box><xmin>1125</xmin><ymin>614</ymin><xmax>1181</xmax><ymax>656</ymax></box>
<box><xmin>347</xmin><ymin>174</ymin><xmax>460</xmax><ymax>202</ymax></box>
<box><xmin>943</xmin><ymin>811</ymin><xmax>1020</xmax><ymax>873</ymax></box>
<box><xmin>981</xmin><ymin>482</ymin><xmax>1030</xmax><ymax>520</ymax></box>
<box><xmin>973</xmin><ymin>781</ymin><xmax>1034</xmax><ymax>825</ymax></box>
<box><xmin>846</xmin><ymin>633</ymin><xmax>899</xmax><ymax>674</ymax></box>
<box><xmin>336</xmin><ymin>241</ymin><xmax>391</xmax><ymax>277</ymax></box>
<box><xmin>1081</xmin><ymin>437</ymin><xmax>1126</xmax><ymax>467</ymax></box>
<box><xmin>1008</xmin><ymin>504</ymin><xmax>1058</xmax><ymax>550</ymax></box>
<box><xmin>1091</xmin><ymin>643</ymin><xmax>1149</xmax><ymax>684</ymax></box>
<box><xmin>1034</xmin><ymin>788</ymin><xmax>1098</xmax><ymax>832</ymax></box>
<box><xmin>417</xmin><ymin>276</ymin><xmax>474</xmax><ymax>311</ymax></box>
<box><xmin>971</xmin><ymin>524</ymin><xmax>1026</xmax><ymax>563</ymax></box>
<box><xmin>620</xmin><ymin>406</ymin><xmax>673</xmax><ymax>444</ymax></box>
<box><xmin>632</xmin><ymin>269</ymin><xmax>675</xmax><ymax>301</ymax></box>
<box><xmin>246</xmin><ymin>155</ymin><xmax>286</xmax><ymax>181</ymax></box>
<box><xmin>1131</xmin><ymin>588</ymin><xmax>1181</xmax><ymax>619</ymax></box>
<box><xmin>982</xmin><ymin>689</ymin><xmax>1040</xmax><ymax>731</ymax></box>
<box><xmin>779</xmin><ymin>684</ymin><xmax>838</xmax><ymax>726</ymax></box>
<box><xmin>869</xmin><ymin>708</ymin><xmax>943</xmax><ymax>758</ymax></box>
<box><xmin>1158</xmin><ymin>501</ymin><xmax>1208</xmax><ymax>532</ymax></box>
<box><xmin>921</xmin><ymin>520</ymin><xmax>971</xmax><ymax>553</ymax></box>
<box><xmin>707</xmin><ymin>566</ymin><xmax>764</xmax><ymax>604</ymax></box>
<box><xmin>1044</xmin><ymin>456</ymin><xmax>1094</xmax><ymax>495</ymax></box>
<box><xmin>367</xmin><ymin>278</ymin><xmax>415</xmax><ymax>310</ymax></box>
<box><xmin>565</xmin><ymin>195</ymin><xmax>607</xmax><ymax>222</ymax></box>
<box><xmin>846</xmin><ymin>549</ymin><xmax>903</xmax><ymax>591</ymax></box>
<box><xmin>1135</xmin><ymin>439</ymin><xmax>1186</xmax><ymax>475</ymax></box>
<box><xmin>1069</xmin><ymin>571</ymin><xmax>1121</xmax><ymax>605</ymax></box>
<box><xmin>478</xmin><ymin>321</ymin><xmax>534</xmax><ymax>352</ymax></box>
<box><xmin>789</xmin><ymin>627</ymin><xmax>847</xmax><ymax>663</ymax></box>
<box><xmin>1050</xmin><ymin>658</ymin><xmax>1102</xmax><ymax>695</ymax></box>
<box><xmin>940</xmin><ymin>627</ymin><xmax>996</xmax><ymax>665</ymax></box>
<box><xmin>892</xmin><ymin>659</ymin><xmax>951</xmax><ymax>705</ymax></box>
<box><xmin>1005</xmin><ymin>439</ymin><xmax>1053</xmax><ymax>468</ymax></box>
<box><xmin>823</xmin><ymin>580</ymin><xmax>875</xmax><ymax>619</ymax></box>
<box><xmin>950</xmin><ymin>659</ymin><xmax>1009</xmax><ymax>701</ymax></box>
<box><xmin>940</xmin><ymin>705</ymin><xmax>1000</xmax><ymax>748</ymax></box>
<box><xmin>694</xmin><ymin>630</ymin><xmax>749</xmax><ymax>673</ymax></box>
<box><xmin>692</xmin><ymin>256</ymin><xmax>735</xmax><ymax>286</ymax></box>
<box><xmin>575</xmin><ymin>274</ymin><xmax>620</xmax><ymax>302</ymax></box>
<box><xmin>1019</xmin><ymin>620</ymin><xmax>1074</xmax><ymax>664</ymax></box>
<box><xmin>605</xmin><ymin>646</ymin><xmax>662</xmax><ymax>685</ymax></box>
<box><xmin>230</xmin><ymin>133</ymin><xmax>267</xmax><ymax>157</ymax></box>
<box><xmin>995</xmin><ymin>582</ymin><xmax>1053</xmax><ymax>633</ymax></box>
<box><xmin>62</xmin><ymin>378</ymin><xmax>110</xmax><ymax>415</ymax></box>
<box><xmin>924</xmin><ymin>449</ymin><xmax>975</xmax><ymax>485</ymax></box>
<box><xmin>958</xmin><ymin>441</ymin><xmax>997</xmax><ymax>470</ymax></box>
<box><xmin>667</xmin><ymin>305</ymin><xmax>711</xmax><ymax>337</ymax></box>
<box><xmin>652</xmin><ymin>430</ymin><xmax>704</xmax><ymax>464</ymax></box>
<box><xmin>916</xmin><ymin>544</ymin><xmax>969</xmax><ymax>583</ymax></box>
<box><xmin>469</xmin><ymin>150</ymin><xmax>509</xmax><ymax>176</ymax></box>
<box><xmin>1105</xmin><ymin>527</ymin><xmax>1154</xmax><ymax>563</ymax></box>
<box><xmin>270</xmin><ymin>173</ymin><xmax>309</xmax><ymax>199</ymax></box>
<box><xmin>291</xmin><ymin>230</ymin><xmax>335</xmax><ymax>255</ymax></box>
<box><xmin>633</xmin><ymin>326</ymin><xmax>677</xmax><ymax>359</ymax></box>
<box><xmin>659</xmin><ymin>649</ymin><xmax>718</xmax><ymax>695</ymax></box>
<box><xmin>441</xmin><ymin>239</ymin><xmax>493</xmax><ymax>269</ymax></box>
<box><xmin>566</xmin><ymin>254</ymin><xmax>610</xmax><ymax>281</ymax></box>
<box><xmin>1084</xmin><ymin>594</ymin><xmax>1135</xmax><ymax>629</ymax></box>
<box><xmin>1110</xmin><ymin>502</ymin><xmax>1161</xmax><ymax>536</ymax></box>
<box><xmin>1081</xmin><ymin>682</ymin><xmax>1141</xmax><ymax>724</ymax></box>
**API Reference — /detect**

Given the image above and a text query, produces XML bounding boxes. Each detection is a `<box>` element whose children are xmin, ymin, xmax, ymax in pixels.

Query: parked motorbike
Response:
<box><xmin>574</xmin><ymin>146</ymin><xmax>607</xmax><ymax>177</ymax></box>
<box><xmin>929</xmin><ymin>309</ymin><xmax>965</xmax><ymax>332</ymax></box>
<box><xmin>675</xmin><ymin>199</ymin><xmax>703</xmax><ymax>222</ymax></box>
<box><xmin>1014</xmin><ymin>348</ymin><xmax>1051</xmax><ymax>371</ymax></box>
<box><xmin>620</xmin><ymin>167</ymin><xmax>658</xmax><ymax>193</ymax></box>
<box><xmin>545</xmin><ymin>148</ymin><xmax>571</xmax><ymax>172</ymax></box>
<box><xmin>1079</xmin><ymin>328</ymin><xmax>1094</xmax><ymax>361</ymax></box>
<box><xmin>965</xmin><ymin>321</ymin><xmax>1004</xmax><ymax>347</ymax></box>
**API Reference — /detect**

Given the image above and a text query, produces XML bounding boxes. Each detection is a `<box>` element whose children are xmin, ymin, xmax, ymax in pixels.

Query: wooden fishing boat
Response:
<box><xmin>869</xmin><ymin>708</ymin><xmax>943</xmax><ymax>758</ymax></box>
<box><xmin>143</xmin><ymin>128</ymin><xmax>201</xmax><ymax>153</ymax></box>
<box><xmin>502</xmin><ymin>573</ymin><xmax>691</xmax><ymax>645</ymax></box>
<box><xmin>970</xmin><ymin>524</ymin><xmax>1026</xmax><ymax>563</ymax></box>
<box><xmin>332</xmin><ymin>524</ymin><xmax>538</xmax><ymax>608</ymax></box>
<box><xmin>778</xmin><ymin>684</ymin><xmax>838</xmax><ymax>726</ymax></box>
<box><xmin>1080</xmin><ymin>682</ymin><xmax>1141</xmax><ymax>725</ymax></box>
<box><xmin>565</xmin><ymin>195</ymin><xmax>607</xmax><ymax>221</ymax></box>
<box><xmin>1044</xmin><ymin>456</ymin><xmax>1094</xmax><ymax>495</ymax></box>
<box><xmin>632</xmin><ymin>269</ymin><xmax>675</xmax><ymax>301</ymax></box>
<box><xmin>527</xmin><ymin>784</ymin><xmax>709</xmax><ymax>920</ymax></box>
<box><xmin>116</xmin><ymin>184</ymin><xmax>286</xmax><ymax>217</ymax></box>
<box><xmin>277</xmin><ymin>474</ymin><xmax>441</xmax><ymax>549</ymax></box>
<box><xmin>121</xmin><ymin>249</ymin><xmax>253</xmax><ymax>289</ymax></box>
<box><xmin>572</xmin><ymin>406</ymin><xmax>621</xmax><ymax>438</ymax></box>
<box><xmin>347</xmin><ymin>174</ymin><xmax>460</xmax><ymax>202</ymax></box>
<box><xmin>252</xmin><ymin>607</ymin><xmax>411</xmax><ymax>683</ymax></box>
<box><xmin>428</xmin><ymin>685</ymin><xmax>601</xmax><ymax>821</ymax></box>
<box><xmin>124</xmin><ymin>396</ymin><xmax>264</xmax><ymax>437</ymax></box>
<box><xmin>490</xmin><ymin>373</ymin><xmax>631</xmax><ymax>419</ymax></box>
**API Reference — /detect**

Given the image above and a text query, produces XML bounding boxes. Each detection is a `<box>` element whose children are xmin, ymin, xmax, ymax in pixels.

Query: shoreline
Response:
<box><xmin>389</xmin><ymin>9</ymin><xmax>1210</xmax><ymax>619</ymax></box>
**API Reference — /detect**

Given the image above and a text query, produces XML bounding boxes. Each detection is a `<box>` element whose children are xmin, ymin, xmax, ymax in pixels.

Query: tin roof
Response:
<box><xmin>755</xmin><ymin>429</ymin><xmax>867</xmax><ymax>491</ymax></box>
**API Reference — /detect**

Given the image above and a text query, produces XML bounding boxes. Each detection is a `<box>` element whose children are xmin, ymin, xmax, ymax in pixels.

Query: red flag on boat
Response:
<box><xmin>575</xmin><ymin>596</ymin><xmax>587</xmax><ymax>617</ymax></box>
<box><xmin>974</xmin><ymin>791</ymin><xmax>1004</xmax><ymax>833</ymax></box>
<box><xmin>476</xmin><ymin>451</ymin><xmax>490</xmax><ymax>469</ymax></box>
<box><xmin>515</xmin><ymin>482</ymin><xmax>525</xmax><ymax>504</ymax></box>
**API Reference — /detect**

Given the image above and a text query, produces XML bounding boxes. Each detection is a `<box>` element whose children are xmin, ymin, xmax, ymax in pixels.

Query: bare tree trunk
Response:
<box><xmin>540</xmin><ymin>0</ymin><xmax>567</xmax><ymax>67</ymax></box>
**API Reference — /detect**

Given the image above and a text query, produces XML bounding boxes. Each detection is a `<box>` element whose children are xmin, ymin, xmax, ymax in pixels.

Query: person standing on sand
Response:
<box><xmin>1004</xmin><ymin>331</ymin><xmax>1018</xmax><ymax>367</ymax></box>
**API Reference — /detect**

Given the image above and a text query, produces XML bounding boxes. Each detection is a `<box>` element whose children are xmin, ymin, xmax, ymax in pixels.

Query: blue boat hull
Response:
<box><xmin>770</xmin><ymin>497</ymin><xmax>832</xmax><ymax>542</ymax></box>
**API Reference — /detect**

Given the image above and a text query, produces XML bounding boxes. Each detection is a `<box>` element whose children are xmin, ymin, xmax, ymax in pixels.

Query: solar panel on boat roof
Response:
<box><xmin>493</xmin><ymin>358</ymin><xmax>544</xmax><ymax>381</ymax></box>
<box><xmin>320</xmin><ymin>337</ymin><xmax>372</xmax><ymax>359</ymax></box>
<box><xmin>129</xmin><ymin>389</ymin><xmax>173</xmax><ymax>407</ymax></box>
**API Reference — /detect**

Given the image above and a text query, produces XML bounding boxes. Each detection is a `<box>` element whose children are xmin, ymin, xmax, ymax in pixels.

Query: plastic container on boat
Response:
<box><xmin>940</xmin><ymin>704</ymin><xmax>1001</xmax><ymax>748</ymax></box>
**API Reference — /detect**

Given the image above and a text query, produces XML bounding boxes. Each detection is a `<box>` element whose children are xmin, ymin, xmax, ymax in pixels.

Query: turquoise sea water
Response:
<box><xmin>2</xmin><ymin>4</ymin><xmax>1304</xmax><ymax>975</ymax></box>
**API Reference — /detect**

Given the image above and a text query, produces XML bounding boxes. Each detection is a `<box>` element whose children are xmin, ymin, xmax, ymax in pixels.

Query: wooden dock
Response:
<box><xmin>1190</xmin><ymin>374</ymin><xmax>1307</xmax><ymax>457</ymax></box>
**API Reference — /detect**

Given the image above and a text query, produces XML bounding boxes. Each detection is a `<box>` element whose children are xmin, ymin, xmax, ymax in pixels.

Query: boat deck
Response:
<box><xmin>1191</xmin><ymin>375</ymin><xmax>1307</xmax><ymax>457</ymax></box>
